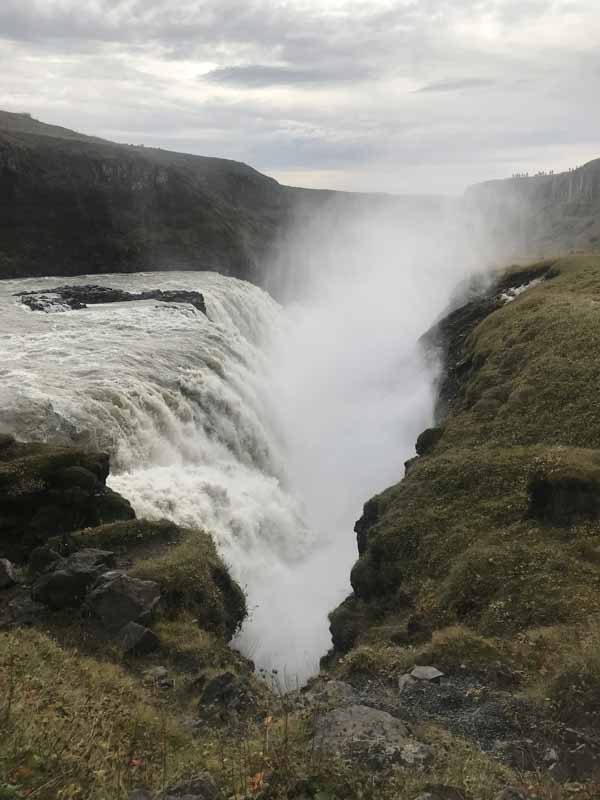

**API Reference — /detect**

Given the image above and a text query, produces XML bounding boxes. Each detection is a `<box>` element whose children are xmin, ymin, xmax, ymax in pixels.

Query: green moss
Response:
<box><xmin>131</xmin><ymin>528</ymin><xmax>246</xmax><ymax>640</ymax></box>
<box><xmin>331</xmin><ymin>256</ymin><xmax>600</xmax><ymax>729</ymax></box>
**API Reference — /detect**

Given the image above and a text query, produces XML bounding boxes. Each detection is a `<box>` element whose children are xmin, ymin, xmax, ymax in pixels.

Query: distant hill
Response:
<box><xmin>464</xmin><ymin>158</ymin><xmax>600</xmax><ymax>260</ymax></box>
<box><xmin>0</xmin><ymin>110</ymin><xmax>445</xmax><ymax>284</ymax></box>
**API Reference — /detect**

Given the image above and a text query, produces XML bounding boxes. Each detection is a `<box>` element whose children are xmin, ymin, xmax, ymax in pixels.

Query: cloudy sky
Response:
<box><xmin>1</xmin><ymin>0</ymin><xmax>600</xmax><ymax>193</ymax></box>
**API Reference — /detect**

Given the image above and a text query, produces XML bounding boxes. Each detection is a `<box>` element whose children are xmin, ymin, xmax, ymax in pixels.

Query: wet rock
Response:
<box><xmin>354</xmin><ymin>497</ymin><xmax>380</xmax><ymax>556</ymax></box>
<box><xmin>164</xmin><ymin>772</ymin><xmax>217</xmax><ymax>799</ymax></box>
<box><xmin>314</xmin><ymin>704</ymin><xmax>433</xmax><ymax>770</ymax></box>
<box><xmin>84</xmin><ymin>571</ymin><xmax>161</xmax><ymax>631</ymax></box>
<box><xmin>118</xmin><ymin>622</ymin><xmax>160</xmax><ymax>655</ymax></box>
<box><xmin>0</xmin><ymin>558</ymin><xmax>17</xmax><ymax>589</ymax></box>
<box><xmin>411</xmin><ymin>666</ymin><xmax>444</xmax><ymax>682</ymax></box>
<box><xmin>415</xmin><ymin>427</ymin><xmax>444</xmax><ymax>456</ymax></box>
<box><xmin>32</xmin><ymin>548</ymin><xmax>115</xmax><ymax>609</ymax></box>
<box><xmin>18</xmin><ymin>285</ymin><xmax>207</xmax><ymax>316</ymax></box>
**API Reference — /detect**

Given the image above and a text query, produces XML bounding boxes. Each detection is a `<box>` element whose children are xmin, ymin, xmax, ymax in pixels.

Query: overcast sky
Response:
<box><xmin>1</xmin><ymin>0</ymin><xmax>600</xmax><ymax>193</ymax></box>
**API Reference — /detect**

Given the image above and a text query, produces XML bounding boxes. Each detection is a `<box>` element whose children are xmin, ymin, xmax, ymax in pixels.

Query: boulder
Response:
<box><xmin>32</xmin><ymin>549</ymin><xmax>115</xmax><ymax>609</ymax></box>
<box><xmin>84</xmin><ymin>571</ymin><xmax>161</xmax><ymax>631</ymax></box>
<box><xmin>415</xmin><ymin>427</ymin><xmax>444</xmax><ymax>456</ymax></box>
<box><xmin>198</xmin><ymin>671</ymin><xmax>255</xmax><ymax>716</ymax></box>
<box><xmin>304</xmin><ymin>679</ymin><xmax>357</xmax><ymax>707</ymax></box>
<box><xmin>118</xmin><ymin>622</ymin><xmax>160</xmax><ymax>655</ymax></box>
<box><xmin>0</xmin><ymin>558</ymin><xmax>17</xmax><ymax>589</ymax></box>
<box><xmin>313</xmin><ymin>704</ymin><xmax>433</xmax><ymax>770</ymax></box>
<box><xmin>398</xmin><ymin>674</ymin><xmax>418</xmax><ymax>693</ymax></box>
<box><xmin>411</xmin><ymin>666</ymin><xmax>444</xmax><ymax>682</ymax></box>
<box><xmin>28</xmin><ymin>545</ymin><xmax>61</xmax><ymax>577</ymax></box>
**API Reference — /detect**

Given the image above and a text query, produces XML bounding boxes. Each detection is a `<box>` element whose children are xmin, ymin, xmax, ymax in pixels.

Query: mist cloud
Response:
<box><xmin>1</xmin><ymin>0</ymin><xmax>600</xmax><ymax>192</ymax></box>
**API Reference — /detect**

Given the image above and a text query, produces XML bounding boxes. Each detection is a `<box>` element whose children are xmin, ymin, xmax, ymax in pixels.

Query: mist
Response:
<box><xmin>233</xmin><ymin>197</ymin><xmax>491</xmax><ymax>679</ymax></box>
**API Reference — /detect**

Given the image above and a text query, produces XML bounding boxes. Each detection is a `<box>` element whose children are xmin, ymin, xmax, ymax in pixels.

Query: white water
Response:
<box><xmin>0</xmin><ymin>235</ymin><xmax>476</xmax><ymax>680</ymax></box>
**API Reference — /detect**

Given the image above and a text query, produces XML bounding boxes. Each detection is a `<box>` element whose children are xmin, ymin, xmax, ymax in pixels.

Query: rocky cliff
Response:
<box><xmin>0</xmin><ymin>110</ymin><xmax>445</xmax><ymax>285</ymax></box>
<box><xmin>464</xmin><ymin>159</ymin><xmax>600</xmax><ymax>259</ymax></box>
<box><xmin>0</xmin><ymin>110</ymin><xmax>289</xmax><ymax>281</ymax></box>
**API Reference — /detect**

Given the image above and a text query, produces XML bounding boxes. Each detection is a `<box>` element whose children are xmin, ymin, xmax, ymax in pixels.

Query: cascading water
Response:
<box><xmin>0</xmin><ymin>219</ymin><xmax>478</xmax><ymax>681</ymax></box>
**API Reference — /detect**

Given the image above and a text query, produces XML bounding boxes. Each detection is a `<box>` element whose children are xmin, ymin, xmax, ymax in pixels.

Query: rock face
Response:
<box><xmin>18</xmin><ymin>285</ymin><xmax>207</xmax><ymax>315</ymax></box>
<box><xmin>420</xmin><ymin>263</ymin><xmax>557</xmax><ymax>421</ymax></box>
<box><xmin>0</xmin><ymin>110</ymin><xmax>446</xmax><ymax>284</ymax></box>
<box><xmin>32</xmin><ymin>548</ymin><xmax>115</xmax><ymax>609</ymax></box>
<box><xmin>464</xmin><ymin>157</ymin><xmax>600</xmax><ymax>260</ymax></box>
<box><xmin>84</xmin><ymin>571</ymin><xmax>161</xmax><ymax>631</ymax></box>
<box><xmin>118</xmin><ymin>622</ymin><xmax>160</xmax><ymax>655</ymax></box>
<box><xmin>313</xmin><ymin>704</ymin><xmax>433</xmax><ymax>769</ymax></box>
<box><xmin>0</xmin><ymin>435</ymin><xmax>134</xmax><ymax>563</ymax></box>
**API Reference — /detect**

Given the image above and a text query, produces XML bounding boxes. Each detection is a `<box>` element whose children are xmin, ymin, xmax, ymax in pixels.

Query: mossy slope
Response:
<box><xmin>330</xmin><ymin>255</ymin><xmax>600</xmax><ymax>732</ymax></box>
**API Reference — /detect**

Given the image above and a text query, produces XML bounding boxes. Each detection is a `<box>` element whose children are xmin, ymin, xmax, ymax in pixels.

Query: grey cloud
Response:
<box><xmin>203</xmin><ymin>64</ymin><xmax>373</xmax><ymax>88</ymax></box>
<box><xmin>1</xmin><ymin>0</ymin><xmax>599</xmax><ymax>193</ymax></box>
<box><xmin>415</xmin><ymin>78</ymin><xmax>497</xmax><ymax>93</ymax></box>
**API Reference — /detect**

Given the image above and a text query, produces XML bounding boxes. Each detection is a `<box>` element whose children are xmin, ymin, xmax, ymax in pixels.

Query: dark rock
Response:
<box><xmin>415</xmin><ymin>427</ymin><xmax>444</xmax><ymax>456</ymax></box>
<box><xmin>354</xmin><ymin>497</ymin><xmax>380</xmax><ymax>556</ymax></box>
<box><xmin>0</xmin><ymin>438</ymin><xmax>134</xmax><ymax>563</ymax></box>
<box><xmin>4</xmin><ymin>597</ymin><xmax>49</xmax><ymax>627</ymax></box>
<box><xmin>529</xmin><ymin>471</ymin><xmax>600</xmax><ymax>524</ymax></box>
<box><xmin>28</xmin><ymin>545</ymin><xmax>61</xmax><ymax>577</ymax></box>
<box><xmin>328</xmin><ymin>594</ymin><xmax>361</xmax><ymax>653</ymax></box>
<box><xmin>164</xmin><ymin>773</ymin><xmax>217</xmax><ymax>799</ymax></box>
<box><xmin>420</xmin><ymin>265</ymin><xmax>555</xmax><ymax>422</ymax></box>
<box><xmin>18</xmin><ymin>285</ymin><xmax>207</xmax><ymax>316</ymax></box>
<box><xmin>0</xmin><ymin>558</ymin><xmax>17</xmax><ymax>589</ymax></box>
<box><xmin>32</xmin><ymin>548</ymin><xmax>115</xmax><ymax>609</ymax></box>
<box><xmin>198</xmin><ymin>671</ymin><xmax>255</xmax><ymax>716</ymax></box>
<box><xmin>84</xmin><ymin>571</ymin><xmax>161</xmax><ymax>631</ymax></box>
<box><xmin>118</xmin><ymin>622</ymin><xmax>160</xmax><ymax>655</ymax></box>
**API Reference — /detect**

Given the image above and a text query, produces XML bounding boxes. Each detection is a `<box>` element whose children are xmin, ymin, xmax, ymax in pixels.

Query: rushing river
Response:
<box><xmin>0</xmin><ymin>262</ymin><xmax>449</xmax><ymax>680</ymax></box>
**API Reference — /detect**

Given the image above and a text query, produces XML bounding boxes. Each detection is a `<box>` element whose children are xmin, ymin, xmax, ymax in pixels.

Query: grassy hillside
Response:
<box><xmin>330</xmin><ymin>256</ymin><xmax>600</xmax><ymax>731</ymax></box>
